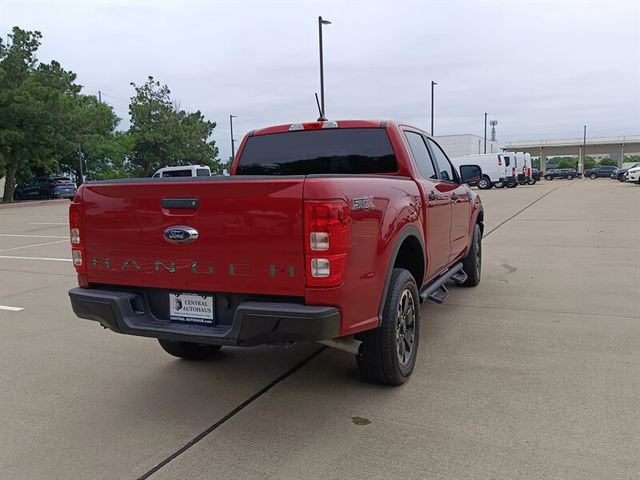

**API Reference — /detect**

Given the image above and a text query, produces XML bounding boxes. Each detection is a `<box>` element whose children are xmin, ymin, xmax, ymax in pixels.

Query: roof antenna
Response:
<box><xmin>315</xmin><ymin>92</ymin><xmax>327</xmax><ymax>121</ymax></box>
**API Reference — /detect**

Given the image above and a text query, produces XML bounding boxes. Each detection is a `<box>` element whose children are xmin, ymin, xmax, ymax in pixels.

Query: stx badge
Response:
<box><xmin>352</xmin><ymin>196</ymin><xmax>375</xmax><ymax>211</ymax></box>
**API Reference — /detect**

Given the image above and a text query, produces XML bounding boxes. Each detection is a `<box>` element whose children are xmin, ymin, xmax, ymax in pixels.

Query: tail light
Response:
<box><xmin>69</xmin><ymin>202</ymin><xmax>87</xmax><ymax>283</ymax></box>
<box><xmin>289</xmin><ymin>121</ymin><xmax>339</xmax><ymax>131</ymax></box>
<box><xmin>512</xmin><ymin>167</ymin><xmax>516</xmax><ymax>176</ymax></box>
<box><xmin>498</xmin><ymin>156</ymin><xmax>502</xmax><ymax>166</ymax></box>
<box><xmin>304</xmin><ymin>200</ymin><xmax>350</xmax><ymax>287</ymax></box>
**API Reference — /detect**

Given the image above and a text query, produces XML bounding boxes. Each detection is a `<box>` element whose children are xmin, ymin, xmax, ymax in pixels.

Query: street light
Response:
<box><xmin>318</xmin><ymin>16</ymin><xmax>331</xmax><ymax>117</ymax></box>
<box><xmin>229</xmin><ymin>115</ymin><xmax>237</xmax><ymax>160</ymax></box>
<box><xmin>430</xmin><ymin>81</ymin><xmax>437</xmax><ymax>136</ymax></box>
<box><xmin>484</xmin><ymin>113</ymin><xmax>488</xmax><ymax>154</ymax></box>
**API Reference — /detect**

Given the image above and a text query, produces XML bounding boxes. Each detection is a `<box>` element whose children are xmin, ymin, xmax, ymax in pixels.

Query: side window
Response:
<box><xmin>196</xmin><ymin>168</ymin><xmax>210</xmax><ymax>177</ymax></box>
<box><xmin>427</xmin><ymin>138</ymin><xmax>456</xmax><ymax>182</ymax></box>
<box><xmin>503</xmin><ymin>155</ymin><xmax>511</xmax><ymax>167</ymax></box>
<box><xmin>403</xmin><ymin>131</ymin><xmax>437</xmax><ymax>180</ymax></box>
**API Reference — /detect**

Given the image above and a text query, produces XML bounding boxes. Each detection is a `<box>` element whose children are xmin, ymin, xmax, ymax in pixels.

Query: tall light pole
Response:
<box><xmin>581</xmin><ymin>125</ymin><xmax>587</xmax><ymax>174</ymax></box>
<box><xmin>430</xmin><ymin>81</ymin><xmax>437</xmax><ymax>136</ymax></box>
<box><xmin>318</xmin><ymin>16</ymin><xmax>331</xmax><ymax>117</ymax></box>
<box><xmin>229</xmin><ymin>115</ymin><xmax>237</xmax><ymax>160</ymax></box>
<box><xmin>484</xmin><ymin>113</ymin><xmax>488</xmax><ymax>154</ymax></box>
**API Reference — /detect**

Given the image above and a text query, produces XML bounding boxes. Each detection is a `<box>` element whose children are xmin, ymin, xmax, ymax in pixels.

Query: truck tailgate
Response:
<box><xmin>80</xmin><ymin>177</ymin><xmax>305</xmax><ymax>296</ymax></box>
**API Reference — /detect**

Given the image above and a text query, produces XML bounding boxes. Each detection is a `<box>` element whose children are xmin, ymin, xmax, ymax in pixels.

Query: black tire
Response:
<box><xmin>158</xmin><ymin>339</ymin><xmax>222</xmax><ymax>360</ymax></box>
<box><xmin>528</xmin><ymin>179</ymin><xmax>537</xmax><ymax>185</ymax></box>
<box><xmin>356</xmin><ymin>269</ymin><xmax>420</xmax><ymax>386</ymax></box>
<box><xmin>477</xmin><ymin>176</ymin><xmax>491</xmax><ymax>190</ymax></box>
<box><xmin>590</xmin><ymin>174</ymin><xmax>596</xmax><ymax>179</ymax></box>
<box><xmin>506</xmin><ymin>182</ymin><xmax>517</xmax><ymax>188</ymax></box>
<box><xmin>545</xmin><ymin>175</ymin><xmax>553</xmax><ymax>181</ymax></box>
<box><xmin>618</xmin><ymin>173</ymin><xmax>626</xmax><ymax>182</ymax></box>
<box><xmin>459</xmin><ymin>223</ymin><xmax>482</xmax><ymax>287</ymax></box>
<box><xmin>567</xmin><ymin>175</ymin><xmax>573</xmax><ymax>180</ymax></box>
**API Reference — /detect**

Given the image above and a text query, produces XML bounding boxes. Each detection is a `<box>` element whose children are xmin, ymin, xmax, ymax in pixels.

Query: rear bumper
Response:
<box><xmin>69</xmin><ymin>287</ymin><xmax>341</xmax><ymax>346</ymax></box>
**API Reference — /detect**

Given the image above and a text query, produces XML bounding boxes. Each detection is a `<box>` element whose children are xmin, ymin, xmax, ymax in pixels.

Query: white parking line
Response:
<box><xmin>0</xmin><ymin>239</ymin><xmax>68</xmax><ymax>253</ymax></box>
<box><xmin>29</xmin><ymin>222</ymin><xmax>67</xmax><ymax>225</ymax></box>
<box><xmin>0</xmin><ymin>305</ymin><xmax>24</xmax><ymax>312</ymax></box>
<box><xmin>0</xmin><ymin>255</ymin><xmax>72</xmax><ymax>262</ymax></box>
<box><xmin>0</xmin><ymin>234</ymin><xmax>67</xmax><ymax>239</ymax></box>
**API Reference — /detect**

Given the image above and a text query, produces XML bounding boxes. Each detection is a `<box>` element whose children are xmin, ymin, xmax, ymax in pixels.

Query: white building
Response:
<box><xmin>435</xmin><ymin>134</ymin><xmax>498</xmax><ymax>158</ymax></box>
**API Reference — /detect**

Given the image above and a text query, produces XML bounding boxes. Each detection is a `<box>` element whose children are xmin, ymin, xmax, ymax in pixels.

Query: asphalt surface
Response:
<box><xmin>0</xmin><ymin>179</ymin><xmax>638</xmax><ymax>479</ymax></box>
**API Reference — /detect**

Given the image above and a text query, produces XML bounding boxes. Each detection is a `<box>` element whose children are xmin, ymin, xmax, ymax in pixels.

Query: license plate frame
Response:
<box><xmin>169</xmin><ymin>292</ymin><xmax>215</xmax><ymax>326</ymax></box>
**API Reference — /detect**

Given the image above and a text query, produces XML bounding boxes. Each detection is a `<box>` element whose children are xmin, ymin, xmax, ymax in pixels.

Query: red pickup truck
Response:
<box><xmin>68</xmin><ymin>120</ymin><xmax>484</xmax><ymax>385</ymax></box>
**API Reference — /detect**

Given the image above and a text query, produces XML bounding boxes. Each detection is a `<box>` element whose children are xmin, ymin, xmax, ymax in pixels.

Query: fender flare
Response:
<box><xmin>377</xmin><ymin>225</ymin><xmax>426</xmax><ymax>323</ymax></box>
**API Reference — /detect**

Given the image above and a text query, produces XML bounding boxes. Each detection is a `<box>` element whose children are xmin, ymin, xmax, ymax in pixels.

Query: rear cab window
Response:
<box><xmin>235</xmin><ymin>128</ymin><xmax>398</xmax><ymax>175</ymax></box>
<box><xmin>162</xmin><ymin>170</ymin><xmax>192</xmax><ymax>177</ymax></box>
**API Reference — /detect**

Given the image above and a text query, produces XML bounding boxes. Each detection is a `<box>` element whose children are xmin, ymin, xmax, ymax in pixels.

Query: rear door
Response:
<box><xmin>426</xmin><ymin>137</ymin><xmax>471</xmax><ymax>263</ymax></box>
<box><xmin>402</xmin><ymin>130</ymin><xmax>451</xmax><ymax>276</ymax></box>
<box><xmin>80</xmin><ymin>178</ymin><xmax>306</xmax><ymax>296</ymax></box>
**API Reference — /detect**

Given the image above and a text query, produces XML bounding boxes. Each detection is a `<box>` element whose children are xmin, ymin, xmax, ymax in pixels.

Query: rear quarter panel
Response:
<box><xmin>303</xmin><ymin>176</ymin><xmax>423</xmax><ymax>336</ymax></box>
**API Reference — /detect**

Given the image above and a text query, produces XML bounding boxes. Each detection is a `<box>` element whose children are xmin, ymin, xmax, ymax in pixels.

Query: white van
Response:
<box><xmin>450</xmin><ymin>153</ymin><xmax>517</xmax><ymax>189</ymax></box>
<box><xmin>152</xmin><ymin>165</ymin><xmax>211</xmax><ymax>178</ymax></box>
<box><xmin>514</xmin><ymin>152</ymin><xmax>527</xmax><ymax>184</ymax></box>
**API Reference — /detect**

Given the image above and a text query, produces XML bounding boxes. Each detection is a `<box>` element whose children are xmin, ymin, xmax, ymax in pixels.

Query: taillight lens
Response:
<box><xmin>304</xmin><ymin>200</ymin><xmax>350</xmax><ymax>287</ymax></box>
<box><xmin>69</xmin><ymin>202</ymin><xmax>86</xmax><ymax>277</ymax></box>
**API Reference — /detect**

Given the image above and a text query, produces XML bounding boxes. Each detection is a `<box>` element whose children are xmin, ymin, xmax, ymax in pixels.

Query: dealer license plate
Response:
<box><xmin>169</xmin><ymin>293</ymin><xmax>215</xmax><ymax>325</ymax></box>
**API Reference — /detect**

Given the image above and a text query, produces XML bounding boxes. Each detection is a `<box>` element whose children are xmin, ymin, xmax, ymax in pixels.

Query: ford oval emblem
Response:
<box><xmin>163</xmin><ymin>226</ymin><xmax>199</xmax><ymax>245</ymax></box>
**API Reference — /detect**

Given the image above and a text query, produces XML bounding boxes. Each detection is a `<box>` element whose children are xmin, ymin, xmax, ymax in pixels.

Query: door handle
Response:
<box><xmin>450</xmin><ymin>193</ymin><xmax>458</xmax><ymax>201</ymax></box>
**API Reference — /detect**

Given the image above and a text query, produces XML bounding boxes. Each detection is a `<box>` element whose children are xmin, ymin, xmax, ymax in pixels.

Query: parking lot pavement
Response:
<box><xmin>0</xmin><ymin>180</ymin><xmax>638</xmax><ymax>479</ymax></box>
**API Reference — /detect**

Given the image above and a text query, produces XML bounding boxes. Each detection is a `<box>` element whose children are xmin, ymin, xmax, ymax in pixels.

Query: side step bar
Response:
<box><xmin>419</xmin><ymin>262</ymin><xmax>465</xmax><ymax>304</ymax></box>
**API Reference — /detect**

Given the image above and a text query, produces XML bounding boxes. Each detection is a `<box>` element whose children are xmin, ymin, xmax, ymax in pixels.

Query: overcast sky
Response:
<box><xmin>3</xmin><ymin>0</ymin><xmax>639</xmax><ymax>160</ymax></box>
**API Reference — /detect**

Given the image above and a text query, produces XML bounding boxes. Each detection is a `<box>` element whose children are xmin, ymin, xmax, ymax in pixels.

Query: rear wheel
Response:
<box><xmin>158</xmin><ymin>339</ymin><xmax>222</xmax><ymax>360</ymax></box>
<box><xmin>459</xmin><ymin>223</ymin><xmax>482</xmax><ymax>287</ymax></box>
<box><xmin>356</xmin><ymin>268</ymin><xmax>420</xmax><ymax>386</ymax></box>
<box><xmin>567</xmin><ymin>175</ymin><xmax>573</xmax><ymax>180</ymax></box>
<box><xmin>506</xmin><ymin>182</ymin><xmax>517</xmax><ymax>188</ymax></box>
<box><xmin>545</xmin><ymin>175</ymin><xmax>553</xmax><ymax>181</ymax></box>
<box><xmin>590</xmin><ymin>173</ymin><xmax>597</xmax><ymax>179</ymax></box>
<box><xmin>527</xmin><ymin>179</ymin><xmax>537</xmax><ymax>185</ymax></box>
<box><xmin>477</xmin><ymin>176</ymin><xmax>491</xmax><ymax>190</ymax></box>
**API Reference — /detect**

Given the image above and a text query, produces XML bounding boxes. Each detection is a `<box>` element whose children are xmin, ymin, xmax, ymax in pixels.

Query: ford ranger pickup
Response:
<box><xmin>68</xmin><ymin>120</ymin><xmax>484</xmax><ymax>385</ymax></box>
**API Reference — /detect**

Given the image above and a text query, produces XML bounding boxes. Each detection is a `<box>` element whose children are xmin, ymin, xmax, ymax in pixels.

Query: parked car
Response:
<box><xmin>612</xmin><ymin>162</ymin><xmax>640</xmax><ymax>182</ymax></box>
<box><xmin>68</xmin><ymin>119</ymin><xmax>484</xmax><ymax>386</ymax></box>
<box><xmin>13</xmin><ymin>176</ymin><xmax>77</xmax><ymax>201</ymax></box>
<box><xmin>530</xmin><ymin>168</ymin><xmax>542</xmax><ymax>184</ymax></box>
<box><xmin>152</xmin><ymin>165</ymin><xmax>211</xmax><ymax>178</ymax></box>
<box><xmin>627</xmin><ymin>165</ymin><xmax>640</xmax><ymax>183</ymax></box>
<box><xmin>545</xmin><ymin>168</ymin><xmax>579</xmax><ymax>180</ymax></box>
<box><xmin>450</xmin><ymin>153</ymin><xmax>516</xmax><ymax>189</ymax></box>
<box><xmin>585</xmin><ymin>165</ymin><xmax>616</xmax><ymax>179</ymax></box>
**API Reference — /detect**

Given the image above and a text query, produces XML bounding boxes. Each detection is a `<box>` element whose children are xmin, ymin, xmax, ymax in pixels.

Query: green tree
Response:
<box><xmin>128</xmin><ymin>77</ymin><xmax>221</xmax><ymax>176</ymax></box>
<box><xmin>599</xmin><ymin>157</ymin><xmax>617</xmax><ymax>166</ymax></box>
<box><xmin>59</xmin><ymin>94</ymin><xmax>123</xmax><ymax>181</ymax></box>
<box><xmin>584</xmin><ymin>156</ymin><xmax>596</xmax><ymax>170</ymax></box>
<box><xmin>558</xmin><ymin>158</ymin><xmax>578</xmax><ymax>169</ymax></box>
<box><xmin>0</xmin><ymin>27</ymin><xmax>81</xmax><ymax>201</ymax></box>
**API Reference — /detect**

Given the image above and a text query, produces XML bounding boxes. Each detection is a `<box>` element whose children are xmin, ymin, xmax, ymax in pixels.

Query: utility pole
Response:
<box><xmin>318</xmin><ymin>16</ymin><xmax>331</xmax><ymax>117</ymax></box>
<box><xmin>484</xmin><ymin>113</ymin><xmax>488</xmax><ymax>154</ymax></box>
<box><xmin>77</xmin><ymin>148</ymin><xmax>84</xmax><ymax>185</ymax></box>
<box><xmin>229</xmin><ymin>115</ymin><xmax>237</xmax><ymax>160</ymax></box>
<box><xmin>430</xmin><ymin>81</ymin><xmax>437</xmax><ymax>136</ymax></box>
<box><xmin>581</xmin><ymin>125</ymin><xmax>587</xmax><ymax>174</ymax></box>
<box><xmin>98</xmin><ymin>90</ymin><xmax>102</xmax><ymax>103</ymax></box>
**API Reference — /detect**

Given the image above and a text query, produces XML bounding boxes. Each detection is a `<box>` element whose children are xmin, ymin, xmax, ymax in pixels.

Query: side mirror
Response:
<box><xmin>459</xmin><ymin>164</ymin><xmax>483</xmax><ymax>185</ymax></box>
